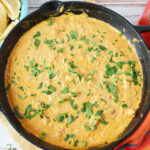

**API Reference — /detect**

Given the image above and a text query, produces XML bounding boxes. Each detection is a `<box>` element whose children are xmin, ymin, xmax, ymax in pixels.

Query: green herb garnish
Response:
<box><xmin>18</xmin><ymin>95</ymin><xmax>26</xmax><ymax>99</ymax></box>
<box><xmin>70</xmin><ymin>30</ymin><xmax>78</xmax><ymax>42</ymax></box>
<box><xmin>34</xmin><ymin>39</ymin><xmax>40</xmax><ymax>49</ymax></box>
<box><xmin>48</xmin><ymin>17</ymin><xmax>53</xmax><ymax>25</ymax></box>
<box><xmin>19</xmin><ymin>86</ymin><xmax>24</xmax><ymax>91</ymax></box>
<box><xmin>61</xmin><ymin>86</ymin><xmax>69</xmax><ymax>94</ymax></box>
<box><xmin>95</xmin><ymin>110</ymin><xmax>108</xmax><ymax>125</ymax></box>
<box><xmin>40</xmin><ymin>132</ymin><xmax>46</xmax><ymax>139</ymax></box>
<box><xmin>33</xmin><ymin>31</ymin><xmax>41</xmax><ymax>39</ymax></box>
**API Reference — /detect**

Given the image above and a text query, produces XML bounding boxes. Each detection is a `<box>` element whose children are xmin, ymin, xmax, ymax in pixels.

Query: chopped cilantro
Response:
<box><xmin>11</xmin><ymin>80</ymin><xmax>16</xmax><ymax>85</ymax></box>
<box><xmin>42</xmin><ymin>90</ymin><xmax>52</xmax><ymax>95</ymax></box>
<box><xmin>104</xmin><ymin>81</ymin><xmax>118</xmax><ymax>103</ymax></box>
<box><xmin>57</xmin><ymin>48</ymin><xmax>64</xmax><ymax>53</ymax></box>
<box><xmin>24</xmin><ymin>65</ymin><xmax>29</xmax><ymax>71</ymax></box>
<box><xmin>98</xmin><ymin>45</ymin><xmax>107</xmax><ymax>51</ymax></box>
<box><xmin>57</xmin><ymin>113</ymin><xmax>68</xmax><ymax>122</ymax></box>
<box><xmin>70</xmin><ymin>30</ymin><xmax>78</xmax><ymax>42</ymax></box>
<box><xmin>122</xmin><ymin>104</ymin><xmax>128</xmax><ymax>108</ymax></box>
<box><xmin>61</xmin><ymin>39</ymin><xmax>65</xmax><ymax>43</ymax></box>
<box><xmin>66</xmin><ymin>34</ymin><xmax>70</xmax><ymax>42</ymax></box>
<box><xmin>38</xmin><ymin>82</ymin><xmax>43</xmax><ymax>89</ymax></box>
<box><xmin>80</xmin><ymin>36</ymin><xmax>89</xmax><ymax>44</ymax></box>
<box><xmin>18</xmin><ymin>95</ymin><xmax>26</xmax><ymax>99</ymax></box>
<box><xmin>100</xmin><ymin>98</ymin><xmax>106</xmax><ymax>103</ymax></box>
<box><xmin>14</xmin><ymin>105</ymin><xmax>24</xmax><ymax>119</ymax></box>
<box><xmin>30</xmin><ymin>93</ymin><xmax>36</xmax><ymax>97</ymax></box>
<box><xmin>67</xmin><ymin>114</ymin><xmax>75</xmax><ymax>124</ymax></box>
<box><xmin>81</xmin><ymin>102</ymin><xmax>93</xmax><ymax>118</ymax></box>
<box><xmin>98</xmin><ymin>82</ymin><xmax>103</xmax><ymax>89</ymax></box>
<box><xmin>61</xmin><ymin>86</ymin><xmax>69</xmax><ymax>94</ymax></box>
<box><xmin>19</xmin><ymin>86</ymin><xmax>24</xmax><ymax>91</ymax></box>
<box><xmin>82</xmin><ymin>141</ymin><xmax>87</xmax><ymax>147</ymax></box>
<box><xmin>48</xmin><ymin>17</ymin><xmax>53</xmax><ymax>25</ymax></box>
<box><xmin>34</xmin><ymin>39</ymin><xmax>40</xmax><ymax>49</ymax></box>
<box><xmin>40</xmin><ymin>132</ymin><xmax>46</xmax><ymax>139</ymax></box>
<box><xmin>119</xmin><ymin>32</ymin><xmax>123</xmax><ymax>36</ymax></box>
<box><xmin>104</xmin><ymin>64</ymin><xmax>118</xmax><ymax>78</ymax></box>
<box><xmin>41</xmin><ymin>101</ymin><xmax>45</xmax><ymax>108</ymax></box>
<box><xmin>90</xmin><ymin>56</ymin><xmax>96</xmax><ymax>63</ymax></box>
<box><xmin>92</xmin><ymin>34</ymin><xmax>96</xmax><ymax>38</ymax></box>
<box><xmin>5</xmin><ymin>83</ymin><xmax>11</xmax><ymax>90</ymax></box>
<box><xmin>33</xmin><ymin>31</ymin><xmax>41</xmax><ymax>39</ymax></box>
<box><xmin>92</xmin><ymin>101</ymin><xmax>98</xmax><ymax>108</ymax></box>
<box><xmin>70</xmin><ymin>45</ymin><xmax>74</xmax><ymax>51</ymax></box>
<box><xmin>95</xmin><ymin>110</ymin><xmax>108</xmax><ymax>125</ymax></box>
<box><xmin>116</xmin><ymin>61</ymin><xmax>126</xmax><ymax>69</ymax></box>
<box><xmin>71</xmin><ymin>92</ymin><xmax>78</xmax><ymax>97</ymax></box>
<box><xmin>69</xmin><ymin>61</ymin><xmax>77</xmax><ymax>69</ymax></box>
<box><xmin>78</xmin><ymin>44</ymin><xmax>82</xmax><ymax>49</ymax></box>
<box><xmin>64</xmin><ymin>134</ymin><xmax>75</xmax><ymax>141</ymax></box>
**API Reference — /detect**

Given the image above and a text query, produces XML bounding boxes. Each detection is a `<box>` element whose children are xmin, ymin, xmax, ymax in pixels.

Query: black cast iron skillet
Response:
<box><xmin>0</xmin><ymin>1</ymin><xmax>150</xmax><ymax>150</ymax></box>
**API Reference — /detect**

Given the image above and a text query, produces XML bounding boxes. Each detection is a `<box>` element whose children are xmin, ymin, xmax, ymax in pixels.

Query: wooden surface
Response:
<box><xmin>0</xmin><ymin>0</ymin><xmax>148</xmax><ymax>149</ymax></box>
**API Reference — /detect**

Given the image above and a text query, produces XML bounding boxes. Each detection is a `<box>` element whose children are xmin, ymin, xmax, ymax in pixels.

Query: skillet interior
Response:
<box><xmin>0</xmin><ymin>1</ymin><xmax>150</xmax><ymax>150</ymax></box>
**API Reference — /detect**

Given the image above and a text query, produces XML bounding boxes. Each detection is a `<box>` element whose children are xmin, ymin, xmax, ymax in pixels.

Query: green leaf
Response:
<box><xmin>38</xmin><ymin>82</ymin><xmax>43</xmax><ymax>89</ymax></box>
<box><xmin>70</xmin><ymin>45</ymin><xmax>74</xmax><ymax>51</ymax></box>
<box><xmin>66</xmin><ymin>34</ymin><xmax>70</xmax><ymax>42</ymax></box>
<box><xmin>24</xmin><ymin>65</ymin><xmax>29</xmax><ymax>71</ymax></box>
<box><xmin>100</xmin><ymin>98</ymin><xmax>106</xmax><ymax>103</ymax></box>
<box><xmin>57</xmin><ymin>48</ymin><xmax>64</xmax><ymax>53</ymax></box>
<box><xmin>57</xmin><ymin>113</ymin><xmax>68</xmax><ymax>122</ymax></box>
<box><xmin>69</xmin><ymin>99</ymin><xmax>78</xmax><ymax>110</ymax></box>
<box><xmin>104</xmin><ymin>64</ymin><xmax>118</xmax><ymax>77</ymax></box>
<box><xmin>48</xmin><ymin>85</ymin><xmax>56</xmax><ymax>92</ymax></box>
<box><xmin>64</xmin><ymin>134</ymin><xmax>75</xmax><ymax>141</ymax></box>
<box><xmin>98</xmin><ymin>45</ymin><xmax>107</xmax><ymax>51</ymax></box>
<box><xmin>42</xmin><ymin>90</ymin><xmax>53</xmax><ymax>95</ymax></box>
<box><xmin>30</xmin><ymin>59</ymin><xmax>34</xmax><ymax>68</ymax></box>
<box><xmin>69</xmin><ymin>61</ymin><xmax>77</xmax><ymax>69</ymax></box>
<box><xmin>67</xmin><ymin>114</ymin><xmax>74</xmax><ymax>124</ymax></box>
<box><xmin>95</xmin><ymin>110</ymin><xmax>108</xmax><ymax>125</ymax></box>
<box><xmin>81</xmin><ymin>102</ymin><xmax>93</xmax><ymax>118</ymax></box>
<box><xmin>70</xmin><ymin>30</ymin><xmax>78</xmax><ymax>42</ymax></box>
<box><xmin>98</xmin><ymin>82</ymin><xmax>103</xmax><ymax>89</ymax></box>
<box><xmin>49</xmin><ymin>72</ymin><xmax>57</xmax><ymax>79</ymax></box>
<box><xmin>92</xmin><ymin>101</ymin><xmax>98</xmax><ymax>108</ymax></box>
<box><xmin>33</xmin><ymin>31</ymin><xmax>41</xmax><ymax>39</ymax></box>
<box><xmin>48</xmin><ymin>17</ymin><xmax>53</xmax><ymax>25</ymax></box>
<box><xmin>71</xmin><ymin>92</ymin><xmax>78</xmax><ymax>97</ymax></box>
<box><xmin>61</xmin><ymin>87</ymin><xmax>69</xmax><ymax>94</ymax></box>
<box><xmin>82</xmin><ymin>141</ymin><xmax>87</xmax><ymax>147</ymax></box>
<box><xmin>40</xmin><ymin>132</ymin><xmax>46</xmax><ymax>139</ymax></box>
<box><xmin>80</xmin><ymin>36</ymin><xmax>89</xmax><ymax>44</ymax></box>
<box><xmin>41</xmin><ymin>101</ymin><xmax>45</xmax><ymax>108</ymax></box>
<box><xmin>34</xmin><ymin>39</ymin><xmax>40</xmax><ymax>49</ymax></box>
<box><xmin>116</xmin><ymin>61</ymin><xmax>126</xmax><ymax>69</ymax></box>
<box><xmin>14</xmin><ymin>105</ymin><xmax>24</xmax><ymax>119</ymax></box>
<box><xmin>122</xmin><ymin>104</ymin><xmax>128</xmax><ymax>108</ymax></box>
<box><xmin>5</xmin><ymin>83</ymin><xmax>11</xmax><ymax>90</ymax></box>
<box><xmin>19</xmin><ymin>86</ymin><xmax>24</xmax><ymax>91</ymax></box>
<box><xmin>18</xmin><ymin>95</ymin><xmax>26</xmax><ymax>99</ymax></box>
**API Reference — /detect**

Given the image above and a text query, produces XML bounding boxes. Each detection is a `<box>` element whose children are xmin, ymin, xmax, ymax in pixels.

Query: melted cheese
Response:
<box><xmin>5</xmin><ymin>13</ymin><xmax>143</xmax><ymax>149</ymax></box>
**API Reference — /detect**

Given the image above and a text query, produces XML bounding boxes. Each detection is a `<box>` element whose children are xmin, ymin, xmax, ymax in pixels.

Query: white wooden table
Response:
<box><xmin>0</xmin><ymin>0</ymin><xmax>148</xmax><ymax>149</ymax></box>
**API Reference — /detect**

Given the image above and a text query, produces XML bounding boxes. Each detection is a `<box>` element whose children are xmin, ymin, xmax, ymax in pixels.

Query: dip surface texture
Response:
<box><xmin>5</xmin><ymin>14</ymin><xmax>143</xmax><ymax>149</ymax></box>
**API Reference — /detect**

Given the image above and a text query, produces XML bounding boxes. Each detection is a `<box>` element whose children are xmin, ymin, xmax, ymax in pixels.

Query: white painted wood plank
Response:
<box><xmin>0</xmin><ymin>123</ymin><xmax>19</xmax><ymax>149</ymax></box>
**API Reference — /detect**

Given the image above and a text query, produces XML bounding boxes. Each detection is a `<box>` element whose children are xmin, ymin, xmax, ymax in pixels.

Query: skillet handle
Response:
<box><xmin>134</xmin><ymin>25</ymin><xmax>150</xmax><ymax>33</ymax></box>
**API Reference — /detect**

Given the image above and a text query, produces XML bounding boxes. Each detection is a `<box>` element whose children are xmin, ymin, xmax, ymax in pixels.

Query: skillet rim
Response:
<box><xmin>0</xmin><ymin>1</ymin><xmax>150</xmax><ymax>150</ymax></box>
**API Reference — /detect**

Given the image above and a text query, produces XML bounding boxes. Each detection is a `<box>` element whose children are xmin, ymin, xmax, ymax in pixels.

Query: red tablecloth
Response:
<box><xmin>115</xmin><ymin>0</ymin><xmax>150</xmax><ymax>149</ymax></box>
